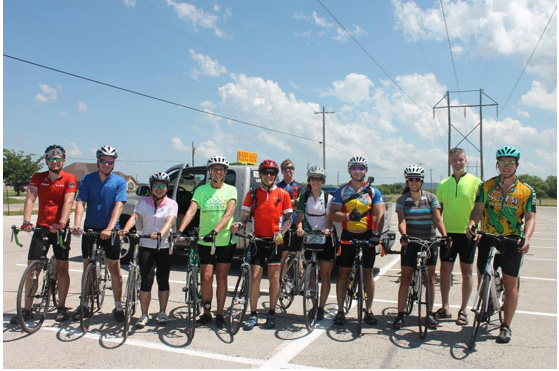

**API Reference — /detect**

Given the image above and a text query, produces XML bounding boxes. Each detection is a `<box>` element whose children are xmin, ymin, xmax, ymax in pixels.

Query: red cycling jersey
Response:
<box><xmin>241</xmin><ymin>185</ymin><xmax>292</xmax><ymax>237</ymax></box>
<box><xmin>28</xmin><ymin>170</ymin><xmax>78</xmax><ymax>226</ymax></box>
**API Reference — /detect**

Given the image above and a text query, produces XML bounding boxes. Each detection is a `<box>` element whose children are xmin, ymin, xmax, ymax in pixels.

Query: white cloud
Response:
<box><xmin>67</xmin><ymin>142</ymin><xmax>82</xmax><ymax>156</ymax></box>
<box><xmin>520</xmin><ymin>81</ymin><xmax>557</xmax><ymax>112</ymax></box>
<box><xmin>189</xmin><ymin>49</ymin><xmax>227</xmax><ymax>80</ymax></box>
<box><xmin>123</xmin><ymin>0</ymin><xmax>136</xmax><ymax>7</ymax></box>
<box><xmin>171</xmin><ymin>137</ymin><xmax>190</xmax><ymax>152</ymax></box>
<box><xmin>76</xmin><ymin>101</ymin><xmax>87</xmax><ymax>114</ymax></box>
<box><xmin>34</xmin><ymin>83</ymin><xmax>58</xmax><ymax>105</ymax></box>
<box><xmin>294</xmin><ymin>11</ymin><xmax>367</xmax><ymax>42</ymax></box>
<box><xmin>165</xmin><ymin>0</ymin><xmax>227</xmax><ymax>37</ymax></box>
<box><xmin>328</xmin><ymin>73</ymin><xmax>375</xmax><ymax>105</ymax></box>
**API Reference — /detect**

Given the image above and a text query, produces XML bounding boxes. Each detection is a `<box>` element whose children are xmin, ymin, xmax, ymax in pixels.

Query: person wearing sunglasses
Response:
<box><xmin>295</xmin><ymin>166</ymin><xmax>335</xmax><ymax>321</ymax></box>
<box><xmin>393</xmin><ymin>164</ymin><xmax>450</xmax><ymax>330</ymax></box>
<box><xmin>231</xmin><ymin>159</ymin><xmax>292</xmax><ymax>330</ymax></box>
<box><xmin>466</xmin><ymin>145</ymin><xmax>536</xmax><ymax>344</ymax></box>
<box><xmin>277</xmin><ymin>159</ymin><xmax>302</xmax><ymax>257</ymax></box>
<box><xmin>330</xmin><ymin>156</ymin><xmax>385</xmax><ymax>327</ymax></box>
<box><xmin>72</xmin><ymin>145</ymin><xmax>127</xmax><ymax>322</ymax></box>
<box><xmin>433</xmin><ymin>148</ymin><xmax>482</xmax><ymax>326</ymax></box>
<box><xmin>9</xmin><ymin>145</ymin><xmax>78</xmax><ymax>324</ymax></box>
<box><xmin>176</xmin><ymin>155</ymin><xmax>237</xmax><ymax>329</ymax></box>
<box><xmin>120</xmin><ymin>172</ymin><xmax>177</xmax><ymax>328</ymax></box>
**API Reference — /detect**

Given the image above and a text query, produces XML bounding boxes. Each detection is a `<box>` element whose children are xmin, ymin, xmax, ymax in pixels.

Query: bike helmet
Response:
<box><xmin>348</xmin><ymin>156</ymin><xmax>367</xmax><ymax>168</ymax></box>
<box><xmin>258</xmin><ymin>159</ymin><xmax>279</xmax><ymax>175</ymax></box>
<box><xmin>404</xmin><ymin>164</ymin><xmax>425</xmax><ymax>179</ymax></box>
<box><xmin>149</xmin><ymin>172</ymin><xmax>171</xmax><ymax>186</ymax></box>
<box><xmin>496</xmin><ymin>145</ymin><xmax>520</xmax><ymax>160</ymax></box>
<box><xmin>307</xmin><ymin>166</ymin><xmax>326</xmax><ymax>179</ymax></box>
<box><xmin>96</xmin><ymin>145</ymin><xmax>118</xmax><ymax>159</ymax></box>
<box><xmin>207</xmin><ymin>155</ymin><xmax>229</xmax><ymax>170</ymax></box>
<box><xmin>44</xmin><ymin>144</ymin><xmax>66</xmax><ymax>158</ymax></box>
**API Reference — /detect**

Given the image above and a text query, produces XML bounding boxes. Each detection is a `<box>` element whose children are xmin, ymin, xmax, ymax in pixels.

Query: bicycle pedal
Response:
<box><xmin>182</xmin><ymin>287</ymin><xmax>187</xmax><ymax>292</ymax></box>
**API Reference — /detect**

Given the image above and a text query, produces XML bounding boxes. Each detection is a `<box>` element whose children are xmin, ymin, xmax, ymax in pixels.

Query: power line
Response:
<box><xmin>439</xmin><ymin>0</ymin><xmax>461</xmax><ymax>97</ymax></box>
<box><xmin>400</xmin><ymin>1</ymin><xmax>434</xmax><ymax>75</ymax></box>
<box><xmin>3</xmin><ymin>54</ymin><xmax>320</xmax><ymax>143</ymax></box>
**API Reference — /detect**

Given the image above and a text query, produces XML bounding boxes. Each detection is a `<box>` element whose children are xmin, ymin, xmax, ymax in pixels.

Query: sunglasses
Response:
<box><xmin>309</xmin><ymin>176</ymin><xmax>324</xmax><ymax>182</ymax></box>
<box><xmin>47</xmin><ymin>157</ymin><xmax>63</xmax><ymax>163</ymax></box>
<box><xmin>350</xmin><ymin>166</ymin><xmax>365</xmax><ymax>172</ymax></box>
<box><xmin>99</xmin><ymin>159</ymin><xmax>115</xmax><ymax>165</ymax></box>
<box><xmin>497</xmin><ymin>160</ymin><xmax>517</xmax><ymax>167</ymax></box>
<box><xmin>282</xmin><ymin>166</ymin><xmax>295</xmax><ymax>171</ymax></box>
<box><xmin>152</xmin><ymin>183</ymin><xmax>167</xmax><ymax>190</ymax></box>
<box><xmin>261</xmin><ymin>170</ymin><xmax>277</xmax><ymax>176</ymax></box>
<box><xmin>407</xmin><ymin>177</ymin><xmax>423</xmax><ymax>182</ymax></box>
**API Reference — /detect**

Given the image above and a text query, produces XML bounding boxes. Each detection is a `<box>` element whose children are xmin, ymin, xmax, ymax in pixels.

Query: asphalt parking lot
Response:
<box><xmin>3</xmin><ymin>208</ymin><xmax>557</xmax><ymax>369</ymax></box>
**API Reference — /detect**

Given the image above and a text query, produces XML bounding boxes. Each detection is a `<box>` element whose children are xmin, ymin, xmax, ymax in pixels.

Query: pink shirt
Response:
<box><xmin>134</xmin><ymin>196</ymin><xmax>178</xmax><ymax>249</ymax></box>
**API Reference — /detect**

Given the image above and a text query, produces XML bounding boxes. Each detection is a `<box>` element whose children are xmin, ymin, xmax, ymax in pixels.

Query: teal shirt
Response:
<box><xmin>192</xmin><ymin>183</ymin><xmax>237</xmax><ymax>246</ymax></box>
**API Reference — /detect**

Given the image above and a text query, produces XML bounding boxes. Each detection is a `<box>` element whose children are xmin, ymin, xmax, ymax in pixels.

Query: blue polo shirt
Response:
<box><xmin>77</xmin><ymin>172</ymin><xmax>127</xmax><ymax>229</ymax></box>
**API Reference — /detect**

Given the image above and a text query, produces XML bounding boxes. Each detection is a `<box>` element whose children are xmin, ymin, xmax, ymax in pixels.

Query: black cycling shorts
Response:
<box><xmin>477</xmin><ymin>236</ymin><xmax>523</xmax><ymax>278</ymax></box>
<box><xmin>81</xmin><ymin>227</ymin><xmax>121</xmax><ymax>261</ymax></box>
<box><xmin>439</xmin><ymin>233</ymin><xmax>476</xmax><ymax>264</ymax></box>
<box><xmin>400</xmin><ymin>240</ymin><xmax>438</xmax><ymax>268</ymax></box>
<box><xmin>336</xmin><ymin>230</ymin><xmax>376</xmax><ymax>269</ymax></box>
<box><xmin>138</xmin><ymin>246</ymin><xmax>173</xmax><ymax>292</ymax></box>
<box><xmin>250</xmin><ymin>240</ymin><xmax>282</xmax><ymax>268</ymax></box>
<box><xmin>198</xmin><ymin>243</ymin><xmax>236</xmax><ymax>265</ymax></box>
<box><xmin>28</xmin><ymin>228</ymin><xmax>71</xmax><ymax>261</ymax></box>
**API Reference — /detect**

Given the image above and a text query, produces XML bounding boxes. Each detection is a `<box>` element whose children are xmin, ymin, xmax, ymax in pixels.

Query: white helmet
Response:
<box><xmin>149</xmin><ymin>172</ymin><xmax>171</xmax><ymax>186</ymax></box>
<box><xmin>207</xmin><ymin>155</ymin><xmax>229</xmax><ymax>170</ymax></box>
<box><xmin>96</xmin><ymin>145</ymin><xmax>118</xmax><ymax>159</ymax></box>
<box><xmin>404</xmin><ymin>164</ymin><xmax>424</xmax><ymax>178</ymax></box>
<box><xmin>348</xmin><ymin>156</ymin><xmax>367</xmax><ymax>168</ymax></box>
<box><xmin>307</xmin><ymin>166</ymin><xmax>326</xmax><ymax>178</ymax></box>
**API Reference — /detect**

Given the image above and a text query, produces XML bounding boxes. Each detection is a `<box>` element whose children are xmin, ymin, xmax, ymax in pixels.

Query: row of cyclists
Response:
<box><xmin>11</xmin><ymin>144</ymin><xmax>535</xmax><ymax>345</ymax></box>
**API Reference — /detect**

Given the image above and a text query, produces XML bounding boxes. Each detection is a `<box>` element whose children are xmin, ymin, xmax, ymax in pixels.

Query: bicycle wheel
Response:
<box><xmin>123</xmin><ymin>265</ymin><xmax>137</xmax><ymax>340</ymax></box>
<box><xmin>185</xmin><ymin>266</ymin><xmax>198</xmax><ymax>339</ymax></box>
<box><xmin>469</xmin><ymin>275</ymin><xmax>490</xmax><ymax>350</ymax></box>
<box><xmin>279</xmin><ymin>253</ymin><xmax>296</xmax><ymax>310</ymax></box>
<box><xmin>228</xmin><ymin>265</ymin><xmax>251</xmax><ymax>335</ymax></box>
<box><xmin>344</xmin><ymin>264</ymin><xmax>356</xmax><ymax>315</ymax></box>
<box><xmin>356</xmin><ymin>264</ymin><xmax>364</xmax><ymax>335</ymax></box>
<box><xmin>16</xmin><ymin>261</ymin><xmax>50</xmax><ymax>334</ymax></box>
<box><xmin>303</xmin><ymin>262</ymin><xmax>319</xmax><ymax>332</ymax></box>
<box><xmin>417</xmin><ymin>267</ymin><xmax>430</xmax><ymax>339</ymax></box>
<box><xmin>97</xmin><ymin>252</ymin><xmax>110</xmax><ymax>310</ymax></box>
<box><xmin>80</xmin><ymin>263</ymin><xmax>96</xmax><ymax>332</ymax></box>
<box><xmin>404</xmin><ymin>273</ymin><xmax>416</xmax><ymax>316</ymax></box>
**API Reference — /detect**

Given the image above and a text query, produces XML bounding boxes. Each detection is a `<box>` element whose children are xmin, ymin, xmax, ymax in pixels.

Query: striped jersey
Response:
<box><xmin>396</xmin><ymin>190</ymin><xmax>441</xmax><ymax>239</ymax></box>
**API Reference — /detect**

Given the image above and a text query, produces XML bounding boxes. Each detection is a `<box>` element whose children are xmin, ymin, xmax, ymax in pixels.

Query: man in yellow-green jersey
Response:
<box><xmin>434</xmin><ymin>148</ymin><xmax>481</xmax><ymax>326</ymax></box>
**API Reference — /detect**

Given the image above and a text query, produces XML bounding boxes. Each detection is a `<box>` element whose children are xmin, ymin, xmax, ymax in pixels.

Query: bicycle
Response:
<box><xmin>402</xmin><ymin>236</ymin><xmax>448</xmax><ymax>339</ymax></box>
<box><xmin>300</xmin><ymin>231</ymin><xmax>326</xmax><ymax>332</ymax></box>
<box><xmin>468</xmin><ymin>230</ymin><xmax>522</xmax><ymax>350</ymax></box>
<box><xmin>278</xmin><ymin>245</ymin><xmax>305</xmax><ymax>311</ymax></box>
<box><xmin>339</xmin><ymin>234</ymin><xmax>381</xmax><ymax>335</ymax></box>
<box><xmin>228</xmin><ymin>232</ymin><xmax>274</xmax><ymax>335</ymax></box>
<box><xmin>11</xmin><ymin>225</ymin><xmax>68</xmax><ymax>334</ymax></box>
<box><xmin>121</xmin><ymin>232</ymin><xmax>159</xmax><ymax>339</ymax></box>
<box><xmin>78</xmin><ymin>229</ymin><xmax>114</xmax><ymax>333</ymax></box>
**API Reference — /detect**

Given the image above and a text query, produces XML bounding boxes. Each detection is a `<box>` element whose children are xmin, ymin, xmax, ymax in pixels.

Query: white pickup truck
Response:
<box><xmin>118</xmin><ymin>164</ymin><xmax>395</xmax><ymax>263</ymax></box>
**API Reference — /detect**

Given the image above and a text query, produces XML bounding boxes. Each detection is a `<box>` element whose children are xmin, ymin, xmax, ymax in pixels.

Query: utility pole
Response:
<box><xmin>191</xmin><ymin>142</ymin><xmax>196</xmax><ymax>166</ymax></box>
<box><xmin>429</xmin><ymin>168</ymin><xmax>433</xmax><ymax>191</ymax></box>
<box><xmin>433</xmin><ymin>89</ymin><xmax>498</xmax><ymax>179</ymax></box>
<box><xmin>314</xmin><ymin>106</ymin><xmax>335</xmax><ymax>170</ymax></box>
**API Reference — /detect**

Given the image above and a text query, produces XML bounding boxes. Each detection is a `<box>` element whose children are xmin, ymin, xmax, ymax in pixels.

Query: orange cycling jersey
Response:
<box><xmin>28</xmin><ymin>170</ymin><xmax>78</xmax><ymax>226</ymax></box>
<box><xmin>241</xmin><ymin>185</ymin><xmax>292</xmax><ymax>237</ymax></box>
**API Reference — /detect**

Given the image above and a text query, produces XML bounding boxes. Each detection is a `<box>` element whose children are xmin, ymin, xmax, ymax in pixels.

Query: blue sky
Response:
<box><xmin>3</xmin><ymin>0</ymin><xmax>557</xmax><ymax>185</ymax></box>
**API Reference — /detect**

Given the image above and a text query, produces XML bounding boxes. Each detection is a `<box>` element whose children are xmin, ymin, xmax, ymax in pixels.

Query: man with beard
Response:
<box><xmin>10</xmin><ymin>145</ymin><xmax>77</xmax><ymax>324</ymax></box>
<box><xmin>329</xmin><ymin>156</ymin><xmax>385</xmax><ymax>326</ymax></box>
<box><xmin>72</xmin><ymin>145</ymin><xmax>127</xmax><ymax>322</ymax></box>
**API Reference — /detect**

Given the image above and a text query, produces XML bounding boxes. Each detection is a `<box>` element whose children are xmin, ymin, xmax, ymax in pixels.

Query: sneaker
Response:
<box><xmin>317</xmin><ymin>307</ymin><xmax>325</xmax><ymax>321</ymax></box>
<box><xmin>244</xmin><ymin>314</ymin><xmax>258</xmax><ymax>331</ymax></box>
<box><xmin>333</xmin><ymin>312</ymin><xmax>345</xmax><ymax>326</ymax></box>
<box><xmin>364</xmin><ymin>312</ymin><xmax>378</xmax><ymax>325</ymax></box>
<box><xmin>428</xmin><ymin>314</ymin><xmax>438</xmax><ymax>329</ymax></box>
<box><xmin>156</xmin><ymin>312</ymin><xmax>169</xmax><ymax>324</ymax></box>
<box><xmin>196</xmin><ymin>313</ymin><xmax>212</xmax><ymax>324</ymax></box>
<box><xmin>392</xmin><ymin>314</ymin><xmax>404</xmax><ymax>329</ymax></box>
<box><xmin>72</xmin><ymin>306</ymin><xmax>90</xmax><ymax>321</ymax></box>
<box><xmin>136</xmin><ymin>314</ymin><xmax>149</xmax><ymax>328</ymax></box>
<box><xmin>263</xmin><ymin>312</ymin><xmax>276</xmax><ymax>329</ymax></box>
<box><xmin>215</xmin><ymin>314</ymin><xmax>225</xmax><ymax>329</ymax></box>
<box><xmin>10</xmin><ymin>309</ymin><xmax>32</xmax><ymax>324</ymax></box>
<box><xmin>496</xmin><ymin>325</ymin><xmax>512</xmax><ymax>344</ymax></box>
<box><xmin>113</xmin><ymin>307</ymin><xmax>125</xmax><ymax>322</ymax></box>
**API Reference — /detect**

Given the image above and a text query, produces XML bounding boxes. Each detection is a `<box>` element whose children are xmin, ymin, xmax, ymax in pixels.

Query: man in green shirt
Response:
<box><xmin>435</xmin><ymin>148</ymin><xmax>481</xmax><ymax>326</ymax></box>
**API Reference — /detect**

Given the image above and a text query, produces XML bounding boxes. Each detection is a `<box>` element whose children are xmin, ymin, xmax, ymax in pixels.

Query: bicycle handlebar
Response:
<box><xmin>11</xmin><ymin>225</ymin><xmax>68</xmax><ymax>250</ymax></box>
<box><xmin>234</xmin><ymin>233</ymin><xmax>274</xmax><ymax>244</ymax></box>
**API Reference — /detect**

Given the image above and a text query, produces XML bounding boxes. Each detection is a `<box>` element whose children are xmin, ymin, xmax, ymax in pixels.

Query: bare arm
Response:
<box><xmin>519</xmin><ymin>211</ymin><xmax>536</xmax><ymax>253</ymax></box>
<box><xmin>230</xmin><ymin>209</ymin><xmax>250</xmax><ymax>233</ymax></box>
<box><xmin>58</xmin><ymin>192</ymin><xmax>76</xmax><ymax>226</ymax></box>
<box><xmin>121</xmin><ymin>212</ymin><xmax>138</xmax><ymax>233</ymax></box>
<box><xmin>432</xmin><ymin>208</ymin><xmax>447</xmax><ymax>236</ymax></box>
<box><xmin>23</xmin><ymin>186</ymin><xmax>38</xmax><ymax>223</ymax></box>
<box><xmin>72</xmin><ymin>200</ymin><xmax>86</xmax><ymax>234</ymax></box>
<box><xmin>278</xmin><ymin>213</ymin><xmax>293</xmax><ymax>235</ymax></box>
<box><xmin>154</xmin><ymin>214</ymin><xmax>177</xmax><ymax>240</ymax></box>
<box><xmin>329</xmin><ymin>203</ymin><xmax>347</xmax><ymax>222</ymax></box>
<box><xmin>177</xmin><ymin>200</ymin><xmax>199</xmax><ymax>233</ymax></box>
<box><xmin>373</xmin><ymin>202</ymin><xmax>385</xmax><ymax>233</ymax></box>
<box><xmin>466</xmin><ymin>202</ymin><xmax>485</xmax><ymax>238</ymax></box>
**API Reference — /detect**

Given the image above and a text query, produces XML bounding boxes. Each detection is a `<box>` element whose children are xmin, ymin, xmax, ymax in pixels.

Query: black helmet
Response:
<box><xmin>45</xmin><ymin>144</ymin><xmax>66</xmax><ymax>159</ymax></box>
